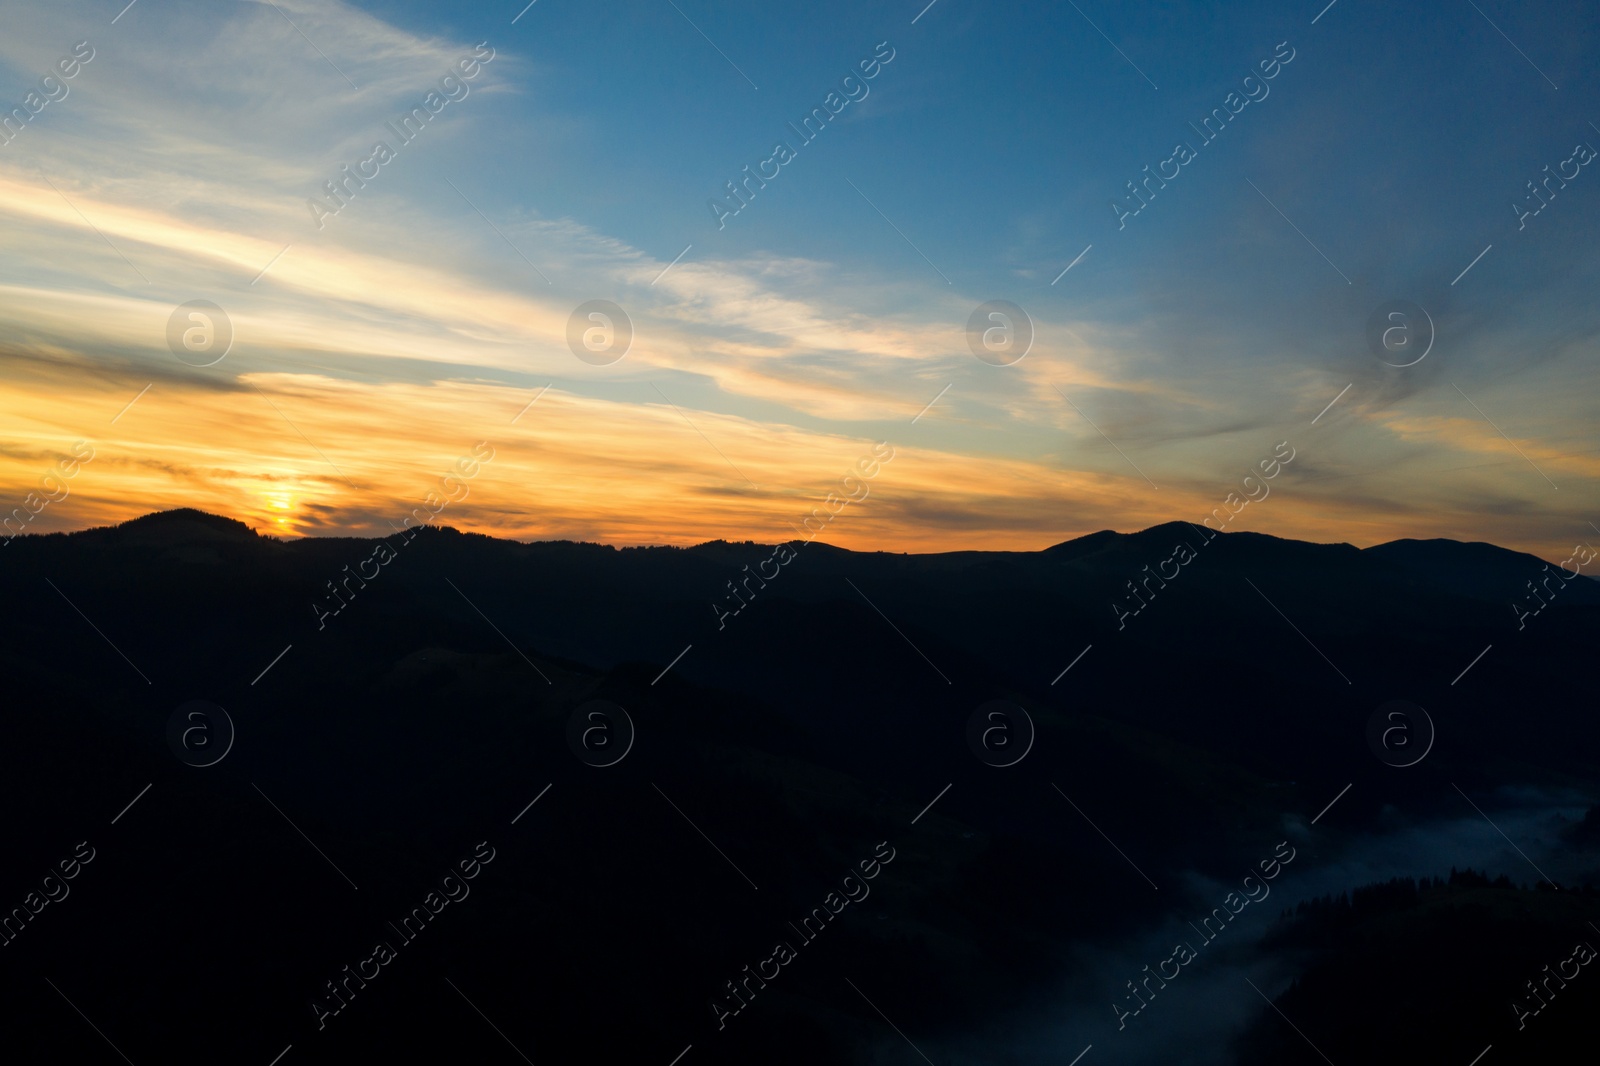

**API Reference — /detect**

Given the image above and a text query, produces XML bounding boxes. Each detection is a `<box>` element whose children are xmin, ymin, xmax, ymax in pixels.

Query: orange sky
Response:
<box><xmin>5</xmin><ymin>360</ymin><xmax>1596</xmax><ymax>561</ymax></box>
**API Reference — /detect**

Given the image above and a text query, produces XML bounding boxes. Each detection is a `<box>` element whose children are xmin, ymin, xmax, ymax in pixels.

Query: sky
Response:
<box><xmin>1</xmin><ymin>0</ymin><xmax>1598</xmax><ymax>556</ymax></box>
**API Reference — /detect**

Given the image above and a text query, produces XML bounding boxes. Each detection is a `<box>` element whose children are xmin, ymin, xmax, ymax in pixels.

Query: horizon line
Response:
<box><xmin>5</xmin><ymin>506</ymin><xmax>1567</xmax><ymax>561</ymax></box>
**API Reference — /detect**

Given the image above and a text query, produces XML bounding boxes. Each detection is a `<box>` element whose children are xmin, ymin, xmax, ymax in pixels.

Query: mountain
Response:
<box><xmin>1365</xmin><ymin>537</ymin><xmax>1600</xmax><ymax>606</ymax></box>
<box><xmin>1</xmin><ymin>511</ymin><xmax>1595</xmax><ymax>1066</ymax></box>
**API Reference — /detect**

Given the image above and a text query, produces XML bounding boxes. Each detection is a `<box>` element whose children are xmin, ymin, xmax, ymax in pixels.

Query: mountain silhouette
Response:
<box><xmin>1366</xmin><ymin>536</ymin><xmax>1600</xmax><ymax>605</ymax></box>
<box><xmin>1</xmin><ymin>510</ymin><xmax>1595</xmax><ymax>1065</ymax></box>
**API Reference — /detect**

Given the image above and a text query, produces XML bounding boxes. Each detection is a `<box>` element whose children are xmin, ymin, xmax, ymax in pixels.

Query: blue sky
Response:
<box><xmin>1</xmin><ymin>0</ymin><xmax>1597</xmax><ymax>554</ymax></box>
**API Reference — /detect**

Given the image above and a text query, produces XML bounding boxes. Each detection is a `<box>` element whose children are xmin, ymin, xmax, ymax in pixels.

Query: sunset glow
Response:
<box><xmin>2</xmin><ymin>0</ymin><xmax>1594</xmax><ymax>561</ymax></box>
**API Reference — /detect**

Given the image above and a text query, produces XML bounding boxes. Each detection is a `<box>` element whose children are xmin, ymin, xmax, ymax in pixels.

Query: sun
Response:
<box><xmin>263</xmin><ymin>490</ymin><xmax>295</xmax><ymax>530</ymax></box>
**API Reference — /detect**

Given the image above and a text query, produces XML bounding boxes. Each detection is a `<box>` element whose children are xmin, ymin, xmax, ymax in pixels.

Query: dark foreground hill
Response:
<box><xmin>0</xmin><ymin>511</ymin><xmax>1596</xmax><ymax>1066</ymax></box>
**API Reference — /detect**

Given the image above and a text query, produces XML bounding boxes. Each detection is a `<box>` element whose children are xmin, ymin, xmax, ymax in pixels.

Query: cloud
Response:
<box><xmin>1</xmin><ymin>0</ymin><xmax>1597</xmax><ymax>557</ymax></box>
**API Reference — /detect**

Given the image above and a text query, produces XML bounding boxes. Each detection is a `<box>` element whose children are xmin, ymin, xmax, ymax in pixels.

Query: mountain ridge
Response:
<box><xmin>22</xmin><ymin>507</ymin><xmax>1589</xmax><ymax>573</ymax></box>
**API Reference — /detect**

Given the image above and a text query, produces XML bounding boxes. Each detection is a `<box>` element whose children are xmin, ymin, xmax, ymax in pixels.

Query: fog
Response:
<box><xmin>861</xmin><ymin>785</ymin><xmax>1595</xmax><ymax>1065</ymax></box>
